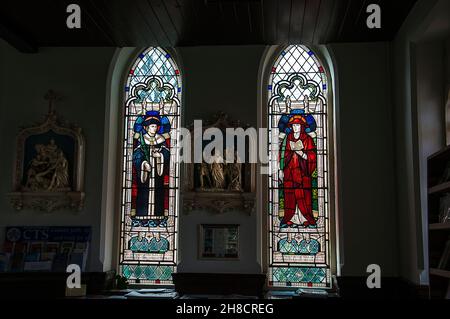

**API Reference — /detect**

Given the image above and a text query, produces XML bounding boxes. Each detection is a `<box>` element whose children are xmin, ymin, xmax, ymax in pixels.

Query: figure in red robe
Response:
<box><xmin>279</xmin><ymin>115</ymin><xmax>317</xmax><ymax>228</ymax></box>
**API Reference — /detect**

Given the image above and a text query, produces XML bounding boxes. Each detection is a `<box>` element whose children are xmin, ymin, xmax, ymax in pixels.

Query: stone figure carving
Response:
<box><xmin>195</xmin><ymin>149</ymin><xmax>243</xmax><ymax>192</ymax></box>
<box><xmin>210</xmin><ymin>151</ymin><xmax>225</xmax><ymax>189</ymax></box>
<box><xmin>198</xmin><ymin>162</ymin><xmax>212</xmax><ymax>189</ymax></box>
<box><xmin>48</xmin><ymin>149</ymin><xmax>69</xmax><ymax>190</ymax></box>
<box><xmin>24</xmin><ymin>139</ymin><xmax>70</xmax><ymax>191</ymax></box>
<box><xmin>227</xmin><ymin>151</ymin><xmax>242</xmax><ymax>192</ymax></box>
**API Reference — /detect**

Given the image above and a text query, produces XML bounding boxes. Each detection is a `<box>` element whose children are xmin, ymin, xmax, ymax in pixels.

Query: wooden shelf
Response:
<box><xmin>428</xmin><ymin>146</ymin><xmax>450</xmax><ymax>299</ymax></box>
<box><xmin>430</xmin><ymin>268</ymin><xmax>450</xmax><ymax>279</ymax></box>
<box><xmin>428</xmin><ymin>145</ymin><xmax>450</xmax><ymax>161</ymax></box>
<box><xmin>429</xmin><ymin>223</ymin><xmax>450</xmax><ymax>231</ymax></box>
<box><xmin>429</xmin><ymin>181</ymin><xmax>450</xmax><ymax>195</ymax></box>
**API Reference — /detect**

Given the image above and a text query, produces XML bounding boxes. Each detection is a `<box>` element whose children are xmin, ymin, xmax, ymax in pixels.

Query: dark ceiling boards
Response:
<box><xmin>0</xmin><ymin>0</ymin><xmax>417</xmax><ymax>53</ymax></box>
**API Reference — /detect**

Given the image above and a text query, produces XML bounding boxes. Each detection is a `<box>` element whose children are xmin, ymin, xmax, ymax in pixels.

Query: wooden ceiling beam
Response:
<box><xmin>0</xmin><ymin>19</ymin><xmax>37</xmax><ymax>53</ymax></box>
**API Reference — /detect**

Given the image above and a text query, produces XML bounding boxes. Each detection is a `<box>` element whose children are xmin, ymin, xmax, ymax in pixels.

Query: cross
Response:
<box><xmin>44</xmin><ymin>90</ymin><xmax>62</xmax><ymax>114</ymax></box>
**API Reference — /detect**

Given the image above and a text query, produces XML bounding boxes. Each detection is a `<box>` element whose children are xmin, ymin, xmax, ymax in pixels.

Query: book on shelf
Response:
<box><xmin>2</xmin><ymin>241</ymin><xmax>13</xmax><ymax>254</ymax></box>
<box><xmin>28</xmin><ymin>242</ymin><xmax>44</xmax><ymax>254</ymax></box>
<box><xmin>10</xmin><ymin>242</ymin><xmax>28</xmax><ymax>255</ymax></box>
<box><xmin>438</xmin><ymin>239</ymin><xmax>450</xmax><ymax>270</ymax></box>
<box><xmin>439</xmin><ymin>161</ymin><xmax>450</xmax><ymax>184</ymax></box>
<box><xmin>24</xmin><ymin>252</ymin><xmax>40</xmax><ymax>262</ymax></box>
<box><xmin>70</xmin><ymin>241</ymin><xmax>89</xmax><ymax>271</ymax></box>
<box><xmin>23</xmin><ymin>251</ymin><xmax>53</xmax><ymax>272</ymax></box>
<box><xmin>52</xmin><ymin>253</ymin><xmax>69</xmax><ymax>272</ymax></box>
<box><xmin>9</xmin><ymin>252</ymin><xmax>24</xmax><ymax>272</ymax></box>
<box><xmin>74</xmin><ymin>242</ymin><xmax>89</xmax><ymax>251</ymax></box>
<box><xmin>45</xmin><ymin>242</ymin><xmax>60</xmax><ymax>253</ymax></box>
<box><xmin>68</xmin><ymin>251</ymin><xmax>87</xmax><ymax>271</ymax></box>
<box><xmin>439</xmin><ymin>194</ymin><xmax>450</xmax><ymax>223</ymax></box>
<box><xmin>60</xmin><ymin>242</ymin><xmax>75</xmax><ymax>254</ymax></box>
<box><xmin>0</xmin><ymin>253</ymin><xmax>10</xmax><ymax>272</ymax></box>
<box><xmin>41</xmin><ymin>252</ymin><xmax>56</xmax><ymax>262</ymax></box>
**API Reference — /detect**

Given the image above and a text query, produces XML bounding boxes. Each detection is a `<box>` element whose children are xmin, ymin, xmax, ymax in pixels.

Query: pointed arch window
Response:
<box><xmin>267</xmin><ymin>45</ymin><xmax>332</xmax><ymax>288</ymax></box>
<box><xmin>119</xmin><ymin>47</ymin><xmax>181</xmax><ymax>285</ymax></box>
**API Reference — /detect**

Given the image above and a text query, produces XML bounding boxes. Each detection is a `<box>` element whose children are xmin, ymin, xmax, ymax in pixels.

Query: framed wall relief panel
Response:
<box><xmin>182</xmin><ymin>113</ymin><xmax>256</xmax><ymax>215</ymax></box>
<box><xmin>7</xmin><ymin>90</ymin><xmax>85</xmax><ymax>212</ymax></box>
<box><xmin>198</xmin><ymin>224</ymin><xmax>239</xmax><ymax>260</ymax></box>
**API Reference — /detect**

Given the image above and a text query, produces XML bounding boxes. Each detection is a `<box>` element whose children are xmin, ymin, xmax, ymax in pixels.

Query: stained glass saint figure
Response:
<box><xmin>278</xmin><ymin>106</ymin><xmax>318</xmax><ymax>229</ymax></box>
<box><xmin>269</xmin><ymin>45</ymin><xmax>332</xmax><ymax>288</ymax></box>
<box><xmin>131</xmin><ymin>108</ymin><xmax>171</xmax><ymax>228</ymax></box>
<box><xmin>120</xmin><ymin>47</ymin><xmax>181</xmax><ymax>285</ymax></box>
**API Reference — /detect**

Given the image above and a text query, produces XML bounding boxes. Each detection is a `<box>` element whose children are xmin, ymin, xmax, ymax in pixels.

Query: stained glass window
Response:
<box><xmin>119</xmin><ymin>47</ymin><xmax>181</xmax><ymax>285</ymax></box>
<box><xmin>268</xmin><ymin>45</ymin><xmax>331</xmax><ymax>288</ymax></box>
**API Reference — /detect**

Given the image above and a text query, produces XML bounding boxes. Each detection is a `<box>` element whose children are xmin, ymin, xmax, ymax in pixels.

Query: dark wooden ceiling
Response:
<box><xmin>0</xmin><ymin>0</ymin><xmax>418</xmax><ymax>53</ymax></box>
